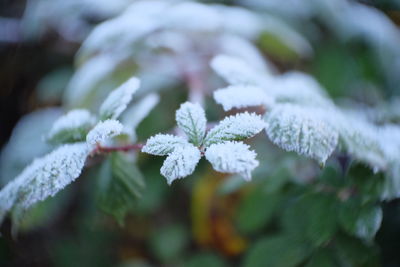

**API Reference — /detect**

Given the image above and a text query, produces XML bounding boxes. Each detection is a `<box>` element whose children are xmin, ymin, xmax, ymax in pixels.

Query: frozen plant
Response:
<box><xmin>142</xmin><ymin>102</ymin><xmax>265</xmax><ymax>184</ymax></box>
<box><xmin>0</xmin><ymin>76</ymin><xmax>157</xmax><ymax>225</ymax></box>
<box><xmin>211</xmin><ymin>53</ymin><xmax>400</xmax><ymax>200</ymax></box>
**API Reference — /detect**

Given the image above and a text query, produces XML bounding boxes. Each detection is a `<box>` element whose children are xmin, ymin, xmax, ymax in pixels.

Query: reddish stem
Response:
<box><xmin>94</xmin><ymin>143</ymin><xmax>144</xmax><ymax>154</ymax></box>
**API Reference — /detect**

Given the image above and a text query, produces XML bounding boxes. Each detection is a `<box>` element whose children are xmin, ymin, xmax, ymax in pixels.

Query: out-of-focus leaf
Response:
<box><xmin>339</xmin><ymin>201</ymin><xmax>382</xmax><ymax>242</ymax></box>
<box><xmin>243</xmin><ymin>235</ymin><xmax>310</xmax><ymax>267</ymax></box>
<box><xmin>0</xmin><ymin>108</ymin><xmax>62</xmax><ymax>185</ymax></box>
<box><xmin>10</xmin><ymin>186</ymin><xmax>71</xmax><ymax>233</ymax></box>
<box><xmin>149</xmin><ymin>224</ymin><xmax>189</xmax><ymax>263</ymax></box>
<box><xmin>236</xmin><ymin>188</ymin><xmax>281</xmax><ymax>234</ymax></box>
<box><xmin>97</xmin><ymin>152</ymin><xmax>145</xmax><ymax>225</ymax></box>
<box><xmin>282</xmin><ymin>193</ymin><xmax>338</xmax><ymax>246</ymax></box>
<box><xmin>185</xmin><ymin>252</ymin><xmax>227</xmax><ymax>267</ymax></box>
<box><xmin>265</xmin><ymin>104</ymin><xmax>338</xmax><ymax>166</ymax></box>
<box><xmin>47</xmin><ymin>109</ymin><xmax>96</xmax><ymax>145</ymax></box>
<box><xmin>334</xmin><ymin>233</ymin><xmax>380</xmax><ymax>266</ymax></box>
<box><xmin>304</xmin><ymin>250</ymin><xmax>336</xmax><ymax>267</ymax></box>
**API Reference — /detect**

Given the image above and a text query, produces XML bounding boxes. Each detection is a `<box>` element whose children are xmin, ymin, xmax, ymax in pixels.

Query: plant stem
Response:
<box><xmin>94</xmin><ymin>143</ymin><xmax>144</xmax><ymax>154</ymax></box>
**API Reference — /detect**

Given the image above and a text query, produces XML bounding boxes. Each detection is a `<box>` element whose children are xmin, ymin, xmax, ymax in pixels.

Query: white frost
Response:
<box><xmin>99</xmin><ymin>77</ymin><xmax>140</xmax><ymax>120</ymax></box>
<box><xmin>160</xmin><ymin>145</ymin><xmax>201</xmax><ymax>185</ymax></box>
<box><xmin>205</xmin><ymin>141</ymin><xmax>259</xmax><ymax>181</ymax></box>
<box><xmin>86</xmin><ymin>119</ymin><xmax>123</xmax><ymax>147</ymax></box>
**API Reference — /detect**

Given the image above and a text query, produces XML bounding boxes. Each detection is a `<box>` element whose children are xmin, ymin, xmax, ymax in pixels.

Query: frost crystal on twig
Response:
<box><xmin>205</xmin><ymin>141</ymin><xmax>259</xmax><ymax>181</ymax></box>
<box><xmin>86</xmin><ymin>119</ymin><xmax>124</xmax><ymax>146</ymax></box>
<box><xmin>99</xmin><ymin>77</ymin><xmax>140</xmax><ymax>120</ymax></box>
<box><xmin>48</xmin><ymin>109</ymin><xmax>96</xmax><ymax>144</ymax></box>
<box><xmin>0</xmin><ymin>143</ymin><xmax>89</xmax><ymax>222</ymax></box>
<box><xmin>175</xmin><ymin>102</ymin><xmax>206</xmax><ymax>146</ymax></box>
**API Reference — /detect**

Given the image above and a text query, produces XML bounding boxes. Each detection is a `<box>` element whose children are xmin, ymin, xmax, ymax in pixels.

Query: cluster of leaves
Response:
<box><xmin>0</xmin><ymin>77</ymin><xmax>148</xmax><ymax>226</ymax></box>
<box><xmin>211</xmin><ymin>54</ymin><xmax>400</xmax><ymax>201</ymax></box>
<box><xmin>1</xmin><ymin>0</ymin><xmax>400</xmax><ymax>266</ymax></box>
<box><xmin>142</xmin><ymin>102</ymin><xmax>265</xmax><ymax>184</ymax></box>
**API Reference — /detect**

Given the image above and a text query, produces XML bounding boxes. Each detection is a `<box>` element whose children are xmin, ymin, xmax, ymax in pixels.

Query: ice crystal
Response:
<box><xmin>160</xmin><ymin>145</ymin><xmax>201</xmax><ymax>185</ymax></box>
<box><xmin>204</xmin><ymin>112</ymin><xmax>266</xmax><ymax>146</ymax></box>
<box><xmin>99</xmin><ymin>77</ymin><xmax>140</xmax><ymax>120</ymax></box>
<box><xmin>48</xmin><ymin>109</ymin><xmax>96</xmax><ymax>143</ymax></box>
<box><xmin>0</xmin><ymin>143</ymin><xmax>89</xmax><ymax>222</ymax></box>
<box><xmin>86</xmin><ymin>119</ymin><xmax>123</xmax><ymax>146</ymax></box>
<box><xmin>265</xmin><ymin>104</ymin><xmax>339</xmax><ymax>165</ymax></box>
<box><xmin>175</xmin><ymin>102</ymin><xmax>206</xmax><ymax>146</ymax></box>
<box><xmin>205</xmin><ymin>141</ymin><xmax>259</xmax><ymax>181</ymax></box>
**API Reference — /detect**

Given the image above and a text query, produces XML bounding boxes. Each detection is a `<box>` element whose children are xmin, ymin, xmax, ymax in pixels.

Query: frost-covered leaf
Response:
<box><xmin>175</xmin><ymin>102</ymin><xmax>206</xmax><ymax>146</ymax></box>
<box><xmin>78</xmin><ymin>2</ymin><xmax>163</xmax><ymax>59</ymax></box>
<box><xmin>86</xmin><ymin>119</ymin><xmax>123</xmax><ymax>147</ymax></box>
<box><xmin>265</xmin><ymin>104</ymin><xmax>338</xmax><ymax>165</ymax></box>
<box><xmin>204</xmin><ymin>112</ymin><xmax>266</xmax><ymax>146</ymax></box>
<box><xmin>213</xmin><ymin>85</ymin><xmax>273</xmax><ymax>111</ymax></box>
<box><xmin>271</xmin><ymin>71</ymin><xmax>333</xmax><ymax>107</ymax></box>
<box><xmin>211</xmin><ymin>54</ymin><xmax>270</xmax><ymax>86</ymax></box>
<box><xmin>64</xmin><ymin>54</ymin><xmax>126</xmax><ymax>107</ymax></box>
<box><xmin>164</xmin><ymin>2</ymin><xmax>221</xmax><ymax>32</ymax></box>
<box><xmin>218</xmin><ymin>34</ymin><xmax>274</xmax><ymax>74</ymax></box>
<box><xmin>205</xmin><ymin>141</ymin><xmax>259</xmax><ymax>181</ymax></box>
<box><xmin>99</xmin><ymin>77</ymin><xmax>140</xmax><ymax>120</ymax></box>
<box><xmin>121</xmin><ymin>93</ymin><xmax>160</xmax><ymax>136</ymax></box>
<box><xmin>47</xmin><ymin>109</ymin><xmax>96</xmax><ymax>144</ymax></box>
<box><xmin>161</xmin><ymin>144</ymin><xmax>201</xmax><ymax>184</ymax></box>
<box><xmin>0</xmin><ymin>108</ymin><xmax>62</xmax><ymax>185</ymax></box>
<box><xmin>142</xmin><ymin>134</ymin><xmax>189</xmax><ymax>156</ymax></box>
<box><xmin>0</xmin><ymin>143</ymin><xmax>89</xmax><ymax>223</ymax></box>
<box><xmin>380</xmin><ymin>163</ymin><xmax>400</xmax><ymax>200</ymax></box>
<box><xmin>160</xmin><ymin>145</ymin><xmax>201</xmax><ymax>185</ymax></box>
<box><xmin>340</xmin><ymin>118</ymin><xmax>387</xmax><ymax>171</ymax></box>
<box><xmin>97</xmin><ymin>152</ymin><xmax>145</xmax><ymax>225</ymax></box>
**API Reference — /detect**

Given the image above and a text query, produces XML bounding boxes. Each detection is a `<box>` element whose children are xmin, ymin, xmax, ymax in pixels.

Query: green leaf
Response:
<box><xmin>97</xmin><ymin>152</ymin><xmax>145</xmax><ymax>225</ymax></box>
<box><xmin>334</xmin><ymin>233</ymin><xmax>380</xmax><ymax>266</ymax></box>
<box><xmin>304</xmin><ymin>250</ymin><xmax>336</xmax><ymax>267</ymax></box>
<box><xmin>243</xmin><ymin>235</ymin><xmax>310</xmax><ymax>267</ymax></box>
<box><xmin>236</xmin><ymin>188</ymin><xmax>281</xmax><ymax>234</ymax></box>
<box><xmin>282</xmin><ymin>193</ymin><xmax>338</xmax><ymax>246</ymax></box>
<box><xmin>149</xmin><ymin>224</ymin><xmax>189</xmax><ymax>263</ymax></box>
<box><xmin>339</xmin><ymin>201</ymin><xmax>382</xmax><ymax>242</ymax></box>
<box><xmin>185</xmin><ymin>252</ymin><xmax>227</xmax><ymax>267</ymax></box>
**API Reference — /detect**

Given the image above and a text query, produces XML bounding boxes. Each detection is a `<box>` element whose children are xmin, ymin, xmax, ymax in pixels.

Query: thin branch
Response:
<box><xmin>93</xmin><ymin>143</ymin><xmax>144</xmax><ymax>154</ymax></box>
